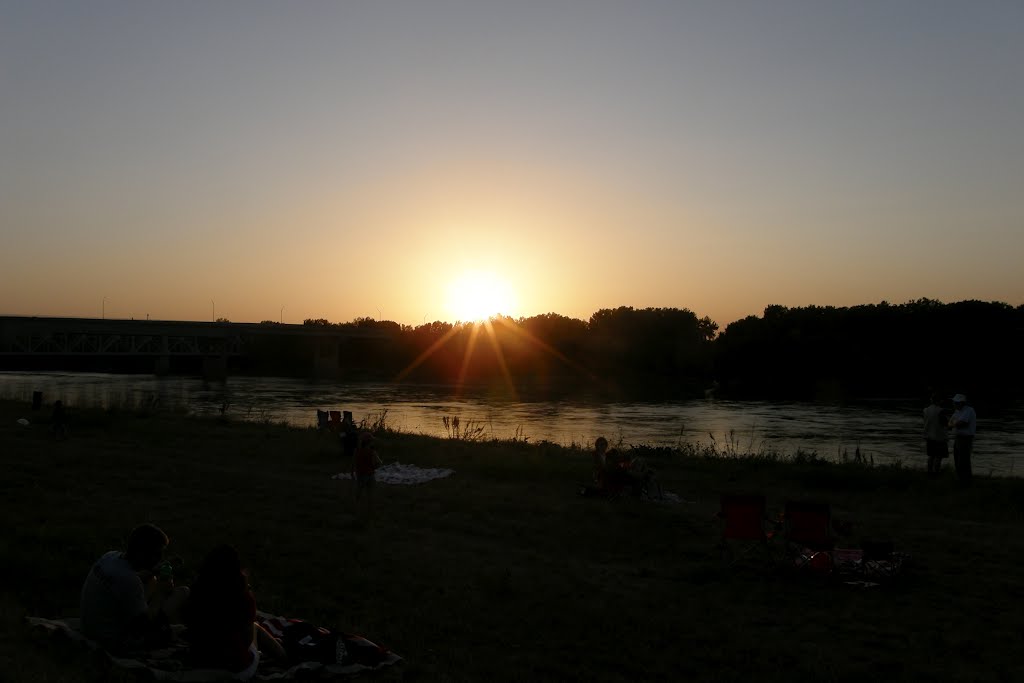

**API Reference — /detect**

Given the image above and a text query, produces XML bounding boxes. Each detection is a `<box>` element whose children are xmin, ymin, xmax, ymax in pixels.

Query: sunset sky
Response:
<box><xmin>2</xmin><ymin>1</ymin><xmax>1022</xmax><ymax>329</ymax></box>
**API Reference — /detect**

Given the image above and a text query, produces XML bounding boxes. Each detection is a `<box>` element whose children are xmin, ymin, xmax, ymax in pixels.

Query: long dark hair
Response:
<box><xmin>187</xmin><ymin>544</ymin><xmax>251</xmax><ymax>622</ymax></box>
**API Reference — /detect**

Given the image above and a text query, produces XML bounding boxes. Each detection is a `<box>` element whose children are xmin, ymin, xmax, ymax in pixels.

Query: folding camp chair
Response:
<box><xmin>316</xmin><ymin>410</ymin><xmax>330</xmax><ymax>435</ymax></box>
<box><xmin>718</xmin><ymin>493</ymin><xmax>777</xmax><ymax>567</ymax></box>
<box><xmin>329</xmin><ymin>410</ymin><xmax>342</xmax><ymax>433</ymax></box>
<box><xmin>783</xmin><ymin>501</ymin><xmax>835</xmax><ymax>573</ymax></box>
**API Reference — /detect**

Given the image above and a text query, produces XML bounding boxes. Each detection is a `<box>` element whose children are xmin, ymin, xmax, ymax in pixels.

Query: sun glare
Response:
<box><xmin>445</xmin><ymin>270</ymin><xmax>516</xmax><ymax>322</ymax></box>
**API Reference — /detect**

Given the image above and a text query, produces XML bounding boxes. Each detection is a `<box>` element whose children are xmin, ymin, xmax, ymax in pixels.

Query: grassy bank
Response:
<box><xmin>2</xmin><ymin>399</ymin><xmax>1023</xmax><ymax>682</ymax></box>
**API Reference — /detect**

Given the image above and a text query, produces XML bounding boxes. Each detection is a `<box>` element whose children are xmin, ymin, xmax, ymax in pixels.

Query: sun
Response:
<box><xmin>445</xmin><ymin>270</ymin><xmax>517</xmax><ymax>322</ymax></box>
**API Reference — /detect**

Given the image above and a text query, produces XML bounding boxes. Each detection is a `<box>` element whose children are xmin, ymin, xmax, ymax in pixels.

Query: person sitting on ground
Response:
<box><xmin>79</xmin><ymin>523</ymin><xmax>190</xmax><ymax>653</ymax></box>
<box><xmin>602</xmin><ymin>448</ymin><xmax>633</xmax><ymax>495</ymax></box>
<box><xmin>624</xmin><ymin>455</ymin><xmax>659</xmax><ymax>498</ymax></box>
<box><xmin>603</xmin><ymin>449</ymin><xmax>656</xmax><ymax>498</ymax></box>
<box><xmin>184</xmin><ymin>544</ymin><xmax>285</xmax><ymax>680</ymax></box>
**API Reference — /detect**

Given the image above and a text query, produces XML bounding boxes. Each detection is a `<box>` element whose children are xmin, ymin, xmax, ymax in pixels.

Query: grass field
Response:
<box><xmin>2</xmin><ymin>399</ymin><xmax>1023</xmax><ymax>682</ymax></box>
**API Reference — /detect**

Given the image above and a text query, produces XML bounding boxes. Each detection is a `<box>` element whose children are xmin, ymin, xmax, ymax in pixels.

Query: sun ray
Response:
<box><xmin>393</xmin><ymin>324</ymin><xmax>463</xmax><ymax>382</ymax></box>
<box><xmin>490</xmin><ymin>317</ymin><xmax>597</xmax><ymax>382</ymax></box>
<box><xmin>482</xmin><ymin>319</ymin><xmax>518</xmax><ymax>401</ymax></box>
<box><xmin>393</xmin><ymin>315</ymin><xmax>597</xmax><ymax>396</ymax></box>
<box><xmin>456</xmin><ymin>322</ymin><xmax>484</xmax><ymax>390</ymax></box>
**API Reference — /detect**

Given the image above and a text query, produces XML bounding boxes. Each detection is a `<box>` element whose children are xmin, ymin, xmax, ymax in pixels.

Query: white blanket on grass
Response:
<box><xmin>332</xmin><ymin>462</ymin><xmax>454</xmax><ymax>485</ymax></box>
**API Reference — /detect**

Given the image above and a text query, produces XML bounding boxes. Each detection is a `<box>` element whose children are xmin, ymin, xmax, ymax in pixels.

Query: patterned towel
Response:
<box><xmin>26</xmin><ymin>612</ymin><xmax>401</xmax><ymax>681</ymax></box>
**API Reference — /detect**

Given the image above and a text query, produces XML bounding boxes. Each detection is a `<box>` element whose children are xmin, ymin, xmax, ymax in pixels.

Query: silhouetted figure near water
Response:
<box><xmin>591</xmin><ymin>436</ymin><xmax>609</xmax><ymax>488</ymax></box>
<box><xmin>51</xmin><ymin>400</ymin><xmax>68</xmax><ymax>440</ymax></box>
<box><xmin>923</xmin><ymin>393</ymin><xmax>949</xmax><ymax>477</ymax></box>
<box><xmin>949</xmin><ymin>394</ymin><xmax>976</xmax><ymax>485</ymax></box>
<box><xmin>340</xmin><ymin>411</ymin><xmax>358</xmax><ymax>459</ymax></box>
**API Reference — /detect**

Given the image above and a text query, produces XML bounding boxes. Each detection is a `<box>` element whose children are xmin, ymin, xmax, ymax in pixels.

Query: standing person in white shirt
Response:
<box><xmin>922</xmin><ymin>393</ymin><xmax>949</xmax><ymax>478</ymax></box>
<box><xmin>948</xmin><ymin>394</ymin><xmax>977</xmax><ymax>485</ymax></box>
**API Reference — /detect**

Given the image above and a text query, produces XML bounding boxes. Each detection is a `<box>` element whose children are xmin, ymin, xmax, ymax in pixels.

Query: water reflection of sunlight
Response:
<box><xmin>2</xmin><ymin>371</ymin><xmax>1023</xmax><ymax>476</ymax></box>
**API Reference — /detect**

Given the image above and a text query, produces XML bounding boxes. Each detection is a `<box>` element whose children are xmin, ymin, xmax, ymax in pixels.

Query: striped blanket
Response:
<box><xmin>26</xmin><ymin>611</ymin><xmax>401</xmax><ymax>681</ymax></box>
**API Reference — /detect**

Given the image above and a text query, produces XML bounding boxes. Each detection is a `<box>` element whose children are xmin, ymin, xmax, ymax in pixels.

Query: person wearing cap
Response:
<box><xmin>948</xmin><ymin>394</ymin><xmax>976</xmax><ymax>485</ymax></box>
<box><xmin>922</xmin><ymin>393</ymin><xmax>949</xmax><ymax>478</ymax></box>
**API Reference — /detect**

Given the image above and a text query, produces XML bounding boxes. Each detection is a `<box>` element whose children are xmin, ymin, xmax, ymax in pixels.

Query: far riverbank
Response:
<box><xmin>2</xmin><ymin>370</ymin><xmax>1022</xmax><ymax>476</ymax></box>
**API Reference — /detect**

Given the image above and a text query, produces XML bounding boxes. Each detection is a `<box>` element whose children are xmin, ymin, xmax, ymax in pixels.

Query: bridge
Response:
<box><xmin>0</xmin><ymin>316</ymin><xmax>391</xmax><ymax>378</ymax></box>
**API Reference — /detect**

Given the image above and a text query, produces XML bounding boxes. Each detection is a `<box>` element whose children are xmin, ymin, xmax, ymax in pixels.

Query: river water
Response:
<box><xmin>3</xmin><ymin>371</ymin><xmax>1022</xmax><ymax>476</ymax></box>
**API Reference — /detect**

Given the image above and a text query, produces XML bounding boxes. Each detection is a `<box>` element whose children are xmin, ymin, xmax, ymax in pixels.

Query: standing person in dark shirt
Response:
<box><xmin>922</xmin><ymin>393</ymin><xmax>949</xmax><ymax>477</ymax></box>
<box><xmin>949</xmin><ymin>394</ymin><xmax>977</xmax><ymax>486</ymax></box>
<box><xmin>340</xmin><ymin>411</ymin><xmax>358</xmax><ymax>459</ymax></box>
<box><xmin>51</xmin><ymin>400</ymin><xmax>68</xmax><ymax>440</ymax></box>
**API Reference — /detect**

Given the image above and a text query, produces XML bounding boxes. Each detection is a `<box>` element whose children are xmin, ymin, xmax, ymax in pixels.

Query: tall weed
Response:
<box><xmin>442</xmin><ymin>414</ymin><xmax>488</xmax><ymax>441</ymax></box>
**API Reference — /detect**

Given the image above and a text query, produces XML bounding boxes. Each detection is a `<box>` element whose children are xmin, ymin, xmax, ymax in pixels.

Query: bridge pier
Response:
<box><xmin>202</xmin><ymin>355</ymin><xmax>227</xmax><ymax>381</ymax></box>
<box><xmin>312</xmin><ymin>339</ymin><xmax>340</xmax><ymax>378</ymax></box>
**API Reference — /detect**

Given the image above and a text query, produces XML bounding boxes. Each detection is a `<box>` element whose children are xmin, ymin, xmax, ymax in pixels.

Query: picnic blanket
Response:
<box><xmin>332</xmin><ymin>461</ymin><xmax>454</xmax><ymax>485</ymax></box>
<box><xmin>25</xmin><ymin>611</ymin><xmax>401</xmax><ymax>681</ymax></box>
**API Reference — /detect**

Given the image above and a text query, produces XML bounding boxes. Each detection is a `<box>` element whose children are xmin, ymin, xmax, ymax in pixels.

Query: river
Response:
<box><xmin>2</xmin><ymin>371</ymin><xmax>1022</xmax><ymax>476</ymax></box>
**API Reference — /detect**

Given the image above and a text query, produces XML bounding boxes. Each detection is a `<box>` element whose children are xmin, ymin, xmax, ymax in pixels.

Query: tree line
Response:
<box><xmin>244</xmin><ymin>300</ymin><xmax>1024</xmax><ymax>404</ymax></box>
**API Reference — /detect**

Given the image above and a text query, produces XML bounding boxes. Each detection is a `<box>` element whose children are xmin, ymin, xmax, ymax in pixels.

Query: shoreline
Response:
<box><xmin>3</xmin><ymin>402</ymin><xmax>1024</xmax><ymax>681</ymax></box>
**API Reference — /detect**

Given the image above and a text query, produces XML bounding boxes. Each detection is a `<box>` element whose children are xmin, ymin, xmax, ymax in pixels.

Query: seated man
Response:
<box><xmin>80</xmin><ymin>523</ymin><xmax>189</xmax><ymax>652</ymax></box>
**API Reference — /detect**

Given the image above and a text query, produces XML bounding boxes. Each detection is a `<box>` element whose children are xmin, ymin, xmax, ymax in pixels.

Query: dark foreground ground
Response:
<box><xmin>1</xmin><ymin>400</ymin><xmax>1023</xmax><ymax>682</ymax></box>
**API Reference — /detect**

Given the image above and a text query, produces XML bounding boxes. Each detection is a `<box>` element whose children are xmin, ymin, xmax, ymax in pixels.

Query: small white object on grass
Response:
<box><xmin>17</xmin><ymin>418</ymin><xmax>30</xmax><ymax>427</ymax></box>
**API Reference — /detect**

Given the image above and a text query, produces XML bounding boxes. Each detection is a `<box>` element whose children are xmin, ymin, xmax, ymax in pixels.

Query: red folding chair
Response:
<box><xmin>783</xmin><ymin>501</ymin><xmax>835</xmax><ymax>572</ymax></box>
<box><xmin>718</xmin><ymin>493</ymin><xmax>777</xmax><ymax>567</ymax></box>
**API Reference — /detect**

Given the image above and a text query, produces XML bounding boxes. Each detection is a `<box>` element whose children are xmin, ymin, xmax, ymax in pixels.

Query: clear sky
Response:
<box><xmin>2</xmin><ymin>1</ymin><xmax>1022</xmax><ymax>328</ymax></box>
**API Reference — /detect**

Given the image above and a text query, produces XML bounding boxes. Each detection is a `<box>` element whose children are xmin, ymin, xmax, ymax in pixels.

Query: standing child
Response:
<box><xmin>352</xmin><ymin>431</ymin><xmax>382</xmax><ymax>519</ymax></box>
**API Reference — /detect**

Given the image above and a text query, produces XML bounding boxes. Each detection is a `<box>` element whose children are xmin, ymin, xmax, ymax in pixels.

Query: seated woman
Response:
<box><xmin>184</xmin><ymin>545</ymin><xmax>285</xmax><ymax>680</ymax></box>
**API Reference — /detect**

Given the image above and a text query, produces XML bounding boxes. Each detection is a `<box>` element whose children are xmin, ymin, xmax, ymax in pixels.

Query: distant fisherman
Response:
<box><xmin>922</xmin><ymin>393</ymin><xmax>948</xmax><ymax>478</ymax></box>
<box><xmin>948</xmin><ymin>394</ymin><xmax>976</xmax><ymax>486</ymax></box>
